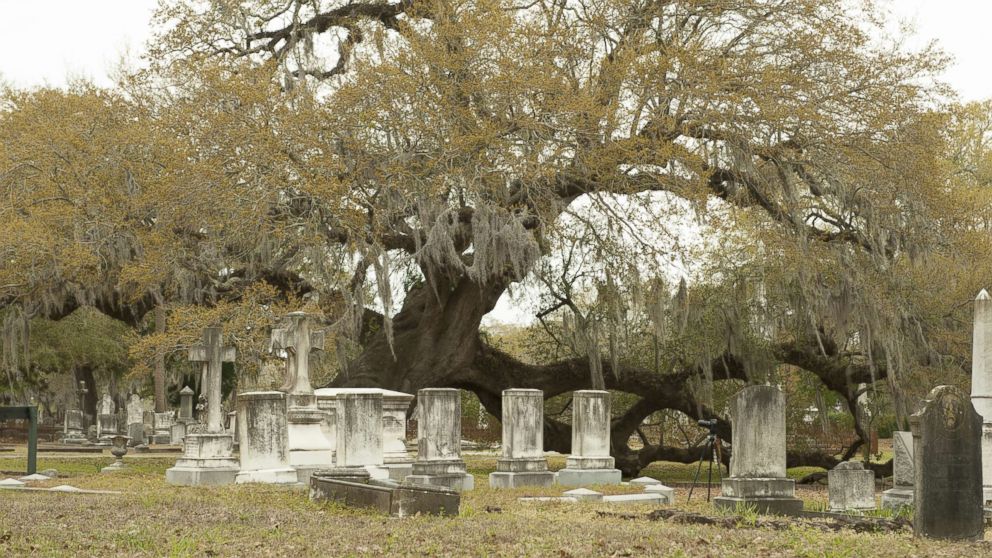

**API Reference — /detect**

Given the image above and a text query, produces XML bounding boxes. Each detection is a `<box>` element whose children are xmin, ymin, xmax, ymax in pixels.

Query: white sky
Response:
<box><xmin>0</xmin><ymin>0</ymin><xmax>990</xmax><ymax>100</ymax></box>
<box><xmin>0</xmin><ymin>0</ymin><xmax>989</xmax><ymax>325</ymax></box>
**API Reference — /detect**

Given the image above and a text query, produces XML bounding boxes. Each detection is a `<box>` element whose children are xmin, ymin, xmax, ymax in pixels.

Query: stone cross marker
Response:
<box><xmin>970</xmin><ymin>289</ymin><xmax>992</xmax><ymax>505</ymax></box>
<box><xmin>188</xmin><ymin>327</ymin><xmax>236</xmax><ymax>434</ymax></box>
<box><xmin>910</xmin><ymin>385</ymin><xmax>983</xmax><ymax>541</ymax></box>
<box><xmin>271</xmin><ymin>312</ymin><xmax>333</xmax><ymax>483</ymax></box>
<box><xmin>271</xmin><ymin>311</ymin><xmax>325</xmax><ymax>397</ymax></box>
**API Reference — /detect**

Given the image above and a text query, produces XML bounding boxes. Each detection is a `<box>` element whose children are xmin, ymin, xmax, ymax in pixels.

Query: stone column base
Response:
<box><xmin>713</xmin><ymin>477</ymin><xmax>802</xmax><ymax>516</ymax></box>
<box><xmin>489</xmin><ymin>471</ymin><xmax>556</xmax><ymax>489</ymax></box>
<box><xmin>165</xmin><ymin>462</ymin><xmax>239</xmax><ymax>486</ymax></box>
<box><xmin>881</xmin><ymin>487</ymin><xmax>914</xmax><ymax>510</ymax></box>
<box><xmin>382</xmin><ymin>462</ymin><xmax>414</xmax><ymax>482</ymax></box>
<box><xmin>713</xmin><ymin>495</ymin><xmax>803</xmax><ymax>515</ymax></box>
<box><xmin>165</xmin><ymin>432</ymin><xmax>239</xmax><ymax>486</ymax></box>
<box><xmin>406</xmin><ymin>472</ymin><xmax>475</xmax><ymax>492</ymax></box>
<box><xmin>100</xmin><ymin>461</ymin><xmax>125</xmax><ymax>473</ymax></box>
<box><xmin>236</xmin><ymin>468</ymin><xmax>299</xmax><ymax>485</ymax></box>
<box><xmin>556</xmin><ymin>468</ymin><xmax>622</xmax><ymax>487</ymax></box>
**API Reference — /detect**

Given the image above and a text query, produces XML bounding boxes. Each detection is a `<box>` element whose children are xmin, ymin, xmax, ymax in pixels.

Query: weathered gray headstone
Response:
<box><xmin>319</xmin><ymin>390</ymin><xmax>388</xmax><ymax>480</ymax></box>
<box><xmin>404</xmin><ymin>388</ymin><xmax>475</xmax><ymax>491</ymax></box>
<box><xmin>179</xmin><ymin>386</ymin><xmax>195</xmax><ymax>421</ymax></box>
<box><xmin>166</xmin><ymin>326</ymin><xmax>239</xmax><ymax>486</ymax></box>
<box><xmin>489</xmin><ymin>389</ymin><xmax>555</xmax><ymax>488</ymax></box>
<box><xmin>713</xmin><ymin>385</ymin><xmax>802</xmax><ymax>515</ymax></box>
<box><xmin>558</xmin><ymin>390</ymin><xmax>621</xmax><ymax>486</ymax></box>
<box><xmin>125</xmin><ymin>394</ymin><xmax>145</xmax><ymax>446</ymax></box>
<box><xmin>153</xmin><ymin>412</ymin><xmax>175</xmax><ymax>445</ymax></box>
<box><xmin>271</xmin><ymin>312</ymin><xmax>334</xmax><ymax>483</ymax></box>
<box><xmin>881</xmin><ymin>431</ymin><xmax>915</xmax><ymax>509</ymax></box>
<box><xmin>828</xmin><ymin>461</ymin><xmax>875</xmax><ymax>511</ymax></box>
<box><xmin>969</xmin><ymin>289</ymin><xmax>992</xmax><ymax>505</ymax></box>
<box><xmin>314</xmin><ymin>387</ymin><xmax>414</xmax><ymax>481</ymax></box>
<box><xmin>62</xmin><ymin>410</ymin><xmax>85</xmax><ymax>444</ymax></box>
<box><xmin>910</xmin><ymin>385</ymin><xmax>983</xmax><ymax>541</ymax></box>
<box><xmin>235</xmin><ymin>391</ymin><xmax>297</xmax><ymax>484</ymax></box>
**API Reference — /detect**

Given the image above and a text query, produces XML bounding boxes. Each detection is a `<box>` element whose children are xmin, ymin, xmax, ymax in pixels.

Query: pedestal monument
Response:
<box><xmin>165</xmin><ymin>327</ymin><xmax>239</xmax><ymax>486</ymax></box>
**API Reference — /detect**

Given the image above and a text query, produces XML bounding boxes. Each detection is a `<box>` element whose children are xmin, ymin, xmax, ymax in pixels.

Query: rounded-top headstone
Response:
<box><xmin>910</xmin><ymin>385</ymin><xmax>983</xmax><ymax>541</ymax></box>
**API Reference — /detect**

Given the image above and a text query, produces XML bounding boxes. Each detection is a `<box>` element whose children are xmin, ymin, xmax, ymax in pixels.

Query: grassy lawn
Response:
<box><xmin>0</xmin><ymin>450</ymin><xmax>987</xmax><ymax>557</ymax></box>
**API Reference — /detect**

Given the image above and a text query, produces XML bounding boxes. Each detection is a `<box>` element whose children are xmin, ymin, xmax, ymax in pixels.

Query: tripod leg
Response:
<box><xmin>706</xmin><ymin>440</ymin><xmax>714</xmax><ymax>502</ymax></box>
<box><xmin>686</xmin><ymin>442</ymin><xmax>709</xmax><ymax>503</ymax></box>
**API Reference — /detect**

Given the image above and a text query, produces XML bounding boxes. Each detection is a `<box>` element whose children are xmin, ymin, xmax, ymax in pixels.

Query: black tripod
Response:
<box><xmin>687</xmin><ymin>419</ymin><xmax>724</xmax><ymax>503</ymax></box>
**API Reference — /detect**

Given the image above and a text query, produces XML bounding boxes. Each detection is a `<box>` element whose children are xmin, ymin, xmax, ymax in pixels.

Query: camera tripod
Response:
<box><xmin>686</xmin><ymin>424</ymin><xmax>724</xmax><ymax>503</ymax></box>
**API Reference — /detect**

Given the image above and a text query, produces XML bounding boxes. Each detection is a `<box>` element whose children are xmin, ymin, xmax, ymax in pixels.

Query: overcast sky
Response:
<box><xmin>1</xmin><ymin>0</ymin><xmax>990</xmax><ymax>101</ymax></box>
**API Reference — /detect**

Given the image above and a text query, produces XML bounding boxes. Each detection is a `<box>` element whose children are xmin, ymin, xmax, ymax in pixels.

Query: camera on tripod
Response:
<box><xmin>697</xmin><ymin>418</ymin><xmax>718</xmax><ymax>429</ymax></box>
<box><xmin>687</xmin><ymin>418</ymin><xmax>724</xmax><ymax>504</ymax></box>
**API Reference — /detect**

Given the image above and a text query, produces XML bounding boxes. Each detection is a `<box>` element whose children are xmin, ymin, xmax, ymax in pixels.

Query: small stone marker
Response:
<box><xmin>713</xmin><ymin>385</ymin><xmax>802</xmax><ymax>515</ymax></box>
<box><xmin>62</xmin><ymin>410</ymin><xmax>85</xmax><ymax>444</ymax></box>
<box><xmin>563</xmin><ymin>488</ymin><xmax>603</xmax><ymax>502</ymax></box>
<box><xmin>49</xmin><ymin>485</ymin><xmax>82</xmax><ymax>492</ymax></box>
<box><xmin>602</xmin><ymin>493</ymin><xmax>666</xmax><ymax>505</ymax></box>
<box><xmin>629</xmin><ymin>476</ymin><xmax>661</xmax><ymax>487</ymax></box>
<box><xmin>235</xmin><ymin>391</ymin><xmax>297</xmax><ymax>484</ymax></box>
<box><xmin>271</xmin><ymin>312</ymin><xmax>334</xmax><ymax>483</ymax></box>
<box><xmin>0</xmin><ymin>478</ymin><xmax>26</xmax><ymax>488</ymax></box>
<box><xmin>910</xmin><ymin>385</ymin><xmax>983</xmax><ymax>541</ymax></box>
<box><xmin>881</xmin><ymin>431</ymin><xmax>915</xmax><ymax>509</ymax></box>
<box><xmin>489</xmin><ymin>389</ymin><xmax>556</xmax><ymax>488</ymax></box>
<box><xmin>557</xmin><ymin>390</ymin><xmax>622</xmax><ymax>486</ymax></box>
<box><xmin>165</xmin><ymin>326</ymin><xmax>239</xmax><ymax>486</ymax></box>
<box><xmin>643</xmin><ymin>483</ymin><xmax>676</xmax><ymax>504</ymax></box>
<box><xmin>827</xmin><ymin>461</ymin><xmax>876</xmax><ymax>512</ymax></box>
<box><xmin>309</xmin><ymin>474</ymin><xmax>459</xmax><ymax>517</ymax></box>
<box><xmin>970</xmin><ymin>289</ymin><xmax>992</xmax><ymax>505</ymax></box>
<box><xmin>519</xmin><ymin>496</ymin><xmax>578</xmax><ymax>503</ymax></box>
<box><xmin>405</xmin><ymin>388</ymin><xmax>475</xmax><ymax>491</ymax></box>
<box><xmin>19</xmin><ymin>474</ymin><xmax>51</xmax><ymax>481</ymax></box>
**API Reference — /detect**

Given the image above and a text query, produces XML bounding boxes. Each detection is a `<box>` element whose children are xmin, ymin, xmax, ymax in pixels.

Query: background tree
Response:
<box><xmin>1</xmin><ymin>0</ymin><xmax>989</xmax><ymax>475</ymax></box>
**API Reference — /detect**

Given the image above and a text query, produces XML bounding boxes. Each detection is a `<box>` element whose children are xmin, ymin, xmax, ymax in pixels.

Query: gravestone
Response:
<box><xmin>153</xmin><ymin>412</ymin><xmax>175</xmax><ymax>445</ymax></box>
<box><xmin>970</xmin><ymin>289</ymin><xmax>992</xmax><ymax>506</ymax></box>
<box><xmin>321</xmin><ymin>390</ymin><xmax>388</xmax><ymax>480</ymax></box>
<box><xmin>314</xmin><ymin>387</ymin><xmax>415</xmax><ymax>481</ymax></box>
<box><xmin>126</xmin><ymin>394</ymin><xmax>145</xmax><ymax>446</ymax></box>
<box><xmin>713</xmin><ymin>385</ymin><xmax>802</xmax><ymax>515</ymax></box>
<box><xmin>271</xmin><ymin>312</ymin><xmax>334</xmax><ymax>483</ymax></box>
<box><xmin>405</xmin><ymin>388</ymin><xmax>475</xmax><ymax>491</ymax></box>
<box><xmin>96</xmin><ymin>393</ymin><xmax>117</xmax><ymax>441</ymax></box>
<box><xmin>170</xmin><ymin>386</ymin><xmax>197</xmax><ymax>445</ymax></box>
<box><xmin>235</xmin><ymin>391</ymin><xmax>297</xmax><ymax>484</ymax></box>
<box><xmin>557</xmin><ymin>390</ymin><xmax>622</xmax><ymax>486</ymax></box>
<box><xmin>62</xmin><ymin>410</ymin><xmax>85</xmax><ymax>444</ymax></box>
<box><xmin>910</xmin><ymin>385</ymin><xmax>983</xmax><ymax>541</ymax></box>
<box><xmin>165</xmin><ymin>327</ymin><xmax>239</xmax><ymax>486</ymax></box>
<box><xmin>828</xmin><ymin>461</ymin><xmax>876</xmax><ymax>511</ymax></box>
<box><xmin>489</xmin><ymin>389</ymin><xmax>555</xmax><ymax>488</ymax></box>
<box><xmin>881</xmin><ymin>431</ymin><xmax>915</xmax><ymax>509</ymax></box>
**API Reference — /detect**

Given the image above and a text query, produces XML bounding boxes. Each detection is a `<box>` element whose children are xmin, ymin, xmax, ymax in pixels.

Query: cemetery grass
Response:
<box><xmin>0</xmin><ymin>453</ymin><xmax>989</xmax><ymax>557</ymax></box>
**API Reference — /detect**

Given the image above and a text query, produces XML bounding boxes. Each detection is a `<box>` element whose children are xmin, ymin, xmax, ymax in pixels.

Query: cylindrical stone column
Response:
<box><xmin>501</xmin><ymin>389</ymin><xmax>544</xmax><ymax>460</ymax></box>
<box><xmin>970</xmin><ymin>290</ymin><xmax>992</xmax><ymax>504</ymax></box>
<box><xmin>571</xmin><ymin>390</ymin><xmax>611</xmax><ymax>458</ymax></box>
<box><xmin>417</xmin><ymin>388</ymin><xmax>462</xmax><ymax>462</ymax></box>
<box><xmin>236</xmin><ymin>391</ymin><xmax>296</xmax><ymax>483</ymax></box>
<box><xmin>728</xmin><ymin>385</ymin><xmax>786</xmax><ymax>478</ymax></box>
<box><xmin>337</xmin><ymin>391</ymin><xmax>383</xmax><ymax>467</ymax></box>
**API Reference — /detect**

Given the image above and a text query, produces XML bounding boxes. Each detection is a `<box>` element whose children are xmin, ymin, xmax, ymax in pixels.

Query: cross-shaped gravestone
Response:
<box><xmin>271</xmin><ymin>312</ymin><xmax>325</xmax><ymax>396</ymax></box>
<box><xmin>188</xmin><ymin>327</ymin><xmax>235</xmax><ymax>433</ymax></box>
